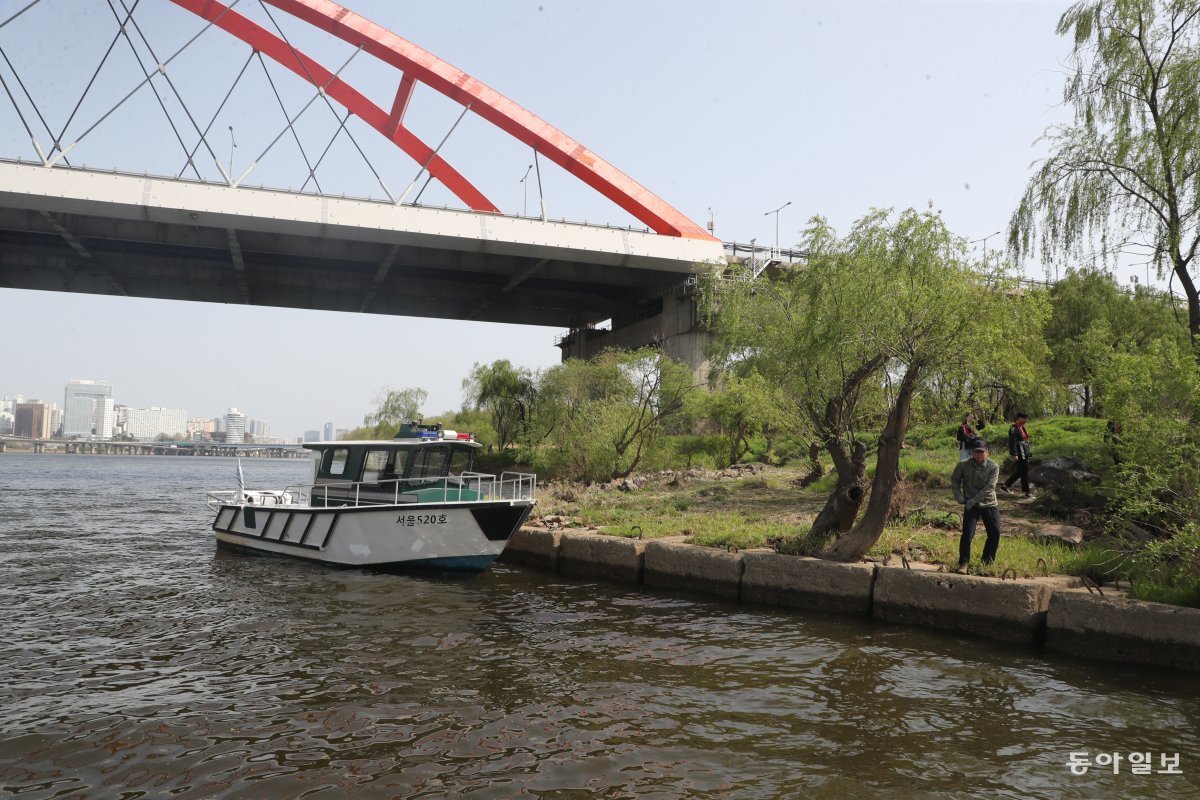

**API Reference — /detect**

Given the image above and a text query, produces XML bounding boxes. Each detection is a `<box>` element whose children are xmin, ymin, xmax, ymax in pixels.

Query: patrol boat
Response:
<box><xmin>205</xmin><ymin>423</ymin><xmax>535</xmax><ymax>572</ymax></box>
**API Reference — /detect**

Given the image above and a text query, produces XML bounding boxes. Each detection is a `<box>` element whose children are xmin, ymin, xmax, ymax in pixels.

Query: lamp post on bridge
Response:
<box><xmin>228</xmin><ymin>126</ymin><xmax>237</xmax><ymax>185</ymax></box>
<box><xmin>969</xmin><ymin>230</ymin><xmax>1001</xmax><ymax>267</ymax></box>
<box><xmin>519</xmin><ymin>164</ymin><xmax>533</xmax><ymax>217</ymax></box>
<box><xmin>764</xmin><ymin>201</ymin><xmax>791</xmax><ymax>257</ymax></box>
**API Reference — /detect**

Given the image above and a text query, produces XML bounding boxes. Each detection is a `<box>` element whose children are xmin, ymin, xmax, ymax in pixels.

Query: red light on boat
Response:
<box><xmin>457</xmin><ymin>432</ymin><xmax>472</xmax><ymax>439</ymax></box>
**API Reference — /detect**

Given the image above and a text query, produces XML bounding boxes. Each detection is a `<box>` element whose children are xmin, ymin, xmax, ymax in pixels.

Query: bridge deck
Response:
<box><xmin>0</xmin><ymin>160</ymin><xmax>724</xmax><ymax>328</ymax></box>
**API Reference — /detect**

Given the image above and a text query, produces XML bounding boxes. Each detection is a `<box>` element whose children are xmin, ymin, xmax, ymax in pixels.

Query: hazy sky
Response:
<box><xmin>0</xmin><ymin>0</ymin><xmax>1089</xmax><ymax>438</ymax></box>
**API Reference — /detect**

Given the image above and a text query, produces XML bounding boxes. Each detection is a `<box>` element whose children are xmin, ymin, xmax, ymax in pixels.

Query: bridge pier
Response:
<box><xmin>558</xmin><ymin>287</ymin><xmax>712</xmax><ymax>381</ymax></box>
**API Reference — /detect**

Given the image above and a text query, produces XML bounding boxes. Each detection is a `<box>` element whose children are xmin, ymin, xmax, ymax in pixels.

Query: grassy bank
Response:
<box><xmin>535</xmin><ymin>417</ymin><xmax>1198</xmax><ymax>607</ymax></box>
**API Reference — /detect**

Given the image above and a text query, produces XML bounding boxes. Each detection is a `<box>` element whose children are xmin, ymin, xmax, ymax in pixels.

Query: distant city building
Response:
<box><xmin>63</xmin><ymin>379</ymin><xmax>113</xmax><ymax>439</ymax></box>
<box><xmin>224</xmin><ymin>408</ymin><xmax>247</xmax><ymax>444</ymax></box>
<box><xmin>335</xmin><ymin>428</ymin><xmax>349</xmax><ymax>440</ymax></box>
<box><xmin>126</xmin><ymin>407</ymin><xmax>188</xmax><ymax>440</ymax></box>
<box><xmin>94</xmin><ymin>398</ymin><xmax>115</xmax><ymax>440</ymax></box>
<box><xmin>0</xmin><ymin>398</ymin><xmax>14</xmax><ymax>435</ymax></box>
<box><xmin>187</xmin><ymin>417</ymin><xmax>215</xmax><ymax>440</ymax></box>
<box><xmin>14</xmin><ymin>400</ymin><xmax>51</xmax><ymax>439</ymax></box>
<box><xmin>249</xmin><ymin>418</ymin><xmax>271</xmax><ymax>441</ymax></box>
<box><xmin>49</xmin><ymin>406</ymin><xmax>62</xmax><ymax>438</ymax></box>
<box><xmin>303</xmin><ymin>430</ymin><xmax>320</xmax><ymax>443</ymax></box>
<box><xmin>113</xmin><ymin>404</ymin><xmax>130</xmax><ymax>438</ymax></box>
<box><xmin>323</xmin><ymin>422</ymin><xmax>334</xmax><ymax>441</ymax></box>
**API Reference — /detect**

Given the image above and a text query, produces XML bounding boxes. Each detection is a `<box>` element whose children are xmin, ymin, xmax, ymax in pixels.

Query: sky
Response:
<box><xmin>0</xmin><ymin>0</ymin><xmax>1100</xmax><ymax>439</ymax></box>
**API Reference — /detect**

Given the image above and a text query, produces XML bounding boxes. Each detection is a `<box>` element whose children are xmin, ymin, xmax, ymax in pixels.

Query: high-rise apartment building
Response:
<box><xmin>248</xmin><ymin>418</ymin><xmax>271</xmax><ymax>442</ymax></box>
<box><xmin>94</xmin><ymin>398</ymin><xmax>115</xmax><ymax>440</ymax></box>
<box><xmin>224</xmin><ymin>408</ymin><xmax>247</xmax><ymax>444</ymax></box>
<box><xmin>126</xmin><ymin>407</ymin><xmax>188</xmax><ymax>440</ymax></box>
<box><xmin>63</xmin><ymin>379</ymin><xmax>113</xmax><ymax>439</ymax></box>
<box><xmin>14</xmin><ymin>400</ymin><xmax>51</xmax><ymax>438</ymax></box>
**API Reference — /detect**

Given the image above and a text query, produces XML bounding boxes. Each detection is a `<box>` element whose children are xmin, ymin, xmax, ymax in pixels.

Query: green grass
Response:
<box><xmin>868</xmin><ymin>522</ymin><xmax>1125</xmax><ymax>579</ymax></box>
<box><xmin>536</xmin><ymin>416</ymin><xmax>1198</xmax><ymax>607</ymax></box>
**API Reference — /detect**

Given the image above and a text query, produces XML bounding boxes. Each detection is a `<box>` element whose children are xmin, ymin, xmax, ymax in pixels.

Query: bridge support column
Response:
<box><xmin>557</xmin><ymin>287</ymin><xmax>712</xmax><ymax>382</ymax></box>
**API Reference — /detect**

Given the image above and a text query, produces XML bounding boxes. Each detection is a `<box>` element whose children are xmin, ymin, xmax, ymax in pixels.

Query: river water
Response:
<box><xmin>0</xmin><ymin>453</ymin><xmax>1197</xmax><ymax>799</ymax></box>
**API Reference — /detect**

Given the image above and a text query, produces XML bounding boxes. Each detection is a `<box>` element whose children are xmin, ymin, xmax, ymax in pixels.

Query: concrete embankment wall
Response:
<box><xmin>500</xmin><ymin>529</ymin><xmax>1200</xmax><ymax>673</ymax></box>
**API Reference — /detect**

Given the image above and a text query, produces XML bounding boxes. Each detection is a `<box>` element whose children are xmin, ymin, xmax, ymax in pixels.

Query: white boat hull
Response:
<box><xmin>211</xmin><ymin>500</ymin><xmax>532</xmax><ymax>572</ymax></box>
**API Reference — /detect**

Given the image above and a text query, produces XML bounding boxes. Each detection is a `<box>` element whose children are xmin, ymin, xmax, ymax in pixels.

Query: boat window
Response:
<box><xmin>361</xmin><ymin>450</ymin><xmax>388</xmax><ymax>483</ymax></box>
<box><xmin>448</xmin><ymin>446</ymin><xmax>473</xmax><ymax>475</ymax></box>
<box><xmin>408</xmin><ymin>446</ymin><xmax>450</xmax><ymax>480</ymax></box>
<box><xmin>361</xmin><ymin>449</ymin><xmax>409</xmax><ymax>485</ymax></box>
<box><xmin>322</xmin><ymin>448</ymin><xmax>350</xmax><ymax>477</ymax></box>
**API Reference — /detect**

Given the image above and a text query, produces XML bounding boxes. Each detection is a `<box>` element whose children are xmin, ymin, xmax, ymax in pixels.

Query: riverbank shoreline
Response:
<box><xmin>501</xmin><ymin>528</ymin><xmax>1200</xmax><ymax>673</ymax></box>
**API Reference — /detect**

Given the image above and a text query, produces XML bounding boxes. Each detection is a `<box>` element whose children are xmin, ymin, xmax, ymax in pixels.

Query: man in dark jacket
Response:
<box><xmin>950</xmin><ymin>439</ymin><xmax>1001</xmax><ymax>573</ymax></box>
<box><xmin>1002</xmin><ymin>411</ymin><xmax>1034</xmax><ymax>499</ymax></box>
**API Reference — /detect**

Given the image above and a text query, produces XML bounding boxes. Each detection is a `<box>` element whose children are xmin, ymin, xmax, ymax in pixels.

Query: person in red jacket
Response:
<box><xmin>955</xmin><ymin>413</ymin><xmax>983</xmax><ymax>461</ymax></box>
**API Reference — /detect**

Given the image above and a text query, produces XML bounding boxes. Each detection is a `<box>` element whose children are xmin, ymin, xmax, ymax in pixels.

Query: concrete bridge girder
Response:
<box><xmin>558</xmin><ymin>287</ymin><xmax>713</xmax><ymax>381</ymax></box>
<box><xmin>0</xmin><ymin>161</ymin><xmax>726</xmax><ymax>331</ymax></box>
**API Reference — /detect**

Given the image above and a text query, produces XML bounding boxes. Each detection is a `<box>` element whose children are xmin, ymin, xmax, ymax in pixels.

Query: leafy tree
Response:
<box><xmin>1098</xmin><ymin>337</ymin><xmax>1200</xmax><ymax>532</ymax></box>
<box><xmin>701</xmin><ymin>370</ymin><xmax>782</xmax><ymax>467</ymax></box>
<box><xmin>1044</xmin><ymin>268</ymin><xmax>1189</xmax><ymax>413</ymax></box>
<box><xmin>704</xmin><ymin>218</ymin><xmax>883</xmax><ymax>541</ymax></box>
<box><xmin>707</xmin><ymin>208</ymin><xmax>1046</xmax><ymax>561</ymax></box>
<box><xmin>359</xmin><ymin>386</ymin><xmax>428</xmax><ymax>438</ymax></box>
<box><xmin>1010</xmin><ymin>0</ymin><xmax>1200</xmax><ymax>342</ymax></box>
<box><xmin>526</xmin><ymin>348</ymin><xmax>696</xmax><ymax>482</ymax></box>
<box><xmin>462</xmin><ymin>360</ymin><xmax>537</xmax><ymax>449</ymax></box>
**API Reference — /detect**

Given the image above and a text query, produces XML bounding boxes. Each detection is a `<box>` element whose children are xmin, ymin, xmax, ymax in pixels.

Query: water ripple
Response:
<box><xmin>1</xmin><ymin>454</ymin><xmax>1198</xmax><ymax>799</ymax></box>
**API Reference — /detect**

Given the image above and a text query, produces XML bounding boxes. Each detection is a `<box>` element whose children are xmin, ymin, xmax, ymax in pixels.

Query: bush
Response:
<box><xmin>1126</xmin><ymin>528</ymin><xmax>1200</xmax><ymax>608</ymax></box>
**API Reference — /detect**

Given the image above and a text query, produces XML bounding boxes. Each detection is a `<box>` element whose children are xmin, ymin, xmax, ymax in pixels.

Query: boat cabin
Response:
<box><xmin>302</xmin><ymin>422</ymin><xmax>482</xmax><ymax>505</ymax></box>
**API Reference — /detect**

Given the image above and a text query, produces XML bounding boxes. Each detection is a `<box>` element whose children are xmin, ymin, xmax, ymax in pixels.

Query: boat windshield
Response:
<box><xmin>313</xmin><ymin>443</ymin><xmax>476</xmax><ymax>486</ymax></box>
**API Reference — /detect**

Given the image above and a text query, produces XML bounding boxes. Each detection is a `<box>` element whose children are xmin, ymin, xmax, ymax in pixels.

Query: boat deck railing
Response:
<box><xmin>206</xmin><ymin>471</ymin><xmax>536</xmax><ymax>511</ymax></box>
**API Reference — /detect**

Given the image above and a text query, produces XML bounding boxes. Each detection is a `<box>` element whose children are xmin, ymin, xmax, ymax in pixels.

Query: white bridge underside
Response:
<box><xmin>0</xmin><ymin>160</ymin><xmax>725</xmax><ymax>328</ymax></box>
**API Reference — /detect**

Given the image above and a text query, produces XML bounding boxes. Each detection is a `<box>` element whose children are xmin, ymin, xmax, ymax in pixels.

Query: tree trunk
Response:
<box><xmin>825</xmin><ymin>365</ymin><xmax>921</xmax><ymax>562</ymax></box>
<box><xmin>805</xmin><ymin>437</ymin><xmax>867</xmax><ymax>549</ymax></box>
<box><xmin>796</xmin><ymin>441</ymin><xmax>825</xmax><ymax>488</ymax></box>
<box><xmin>1173</xmin><ymin>255</ymin><xmax>1200</xmax><ymax>348</ymax></box>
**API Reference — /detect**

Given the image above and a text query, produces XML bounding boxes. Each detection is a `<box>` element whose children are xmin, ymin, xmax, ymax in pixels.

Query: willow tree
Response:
<box><xmin>463</xmin><ymin>359</ymin><xmax>537</xmax><ymax>449</ymax></box>
<box><xmin>1011</xmin><ymin>0</ymin><xmax>1200</xmax><ymax>342</ymax></box>
<box><xmin>707</xmin><ymin>208</ymin><xmax>1045</xmax><ymax>561</ymax></box>
<box><xmin>703</xmin><ymin>216</ymin><xmax>886</xmax><ymax>541</ymax></box>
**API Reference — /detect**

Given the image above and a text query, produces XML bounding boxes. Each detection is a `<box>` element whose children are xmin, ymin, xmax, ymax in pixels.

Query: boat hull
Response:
<box><xmin>211</xmin><ymin>500</ymin><xmax>532</xmax><ymax>572</ymax></box>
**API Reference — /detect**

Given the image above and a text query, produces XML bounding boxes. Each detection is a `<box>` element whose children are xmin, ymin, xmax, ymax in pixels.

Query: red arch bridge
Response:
<box><xmin>0</xmin><ymin>0</ymin><xmax>777</xmax><ymax>367</ymax></box>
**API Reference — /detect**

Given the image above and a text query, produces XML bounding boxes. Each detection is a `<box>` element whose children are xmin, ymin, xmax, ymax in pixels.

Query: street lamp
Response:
<box><xmin>764</xmin><ymin>201</ymin><xmax>791</xmax><ymax>255</ymax></box>
<box><xmin>519</xmin><ymin>164</ymin><xmax>533</xmax><ymax>216</ymax></box>
<box><xmin>227</xmin><ymin>125</ymin><xmax>237</xmax><ymax>184</ymax></box>
<box><xmin>969</xmin><ymin>230</ymin><xmax>1001</xmax><ymax>264</ymax></box>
